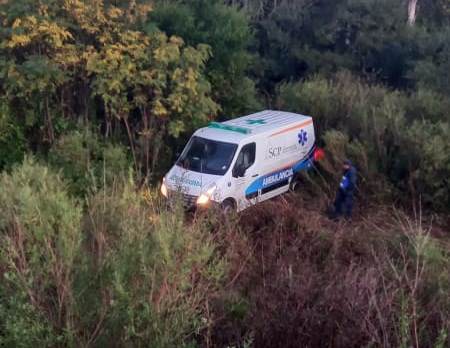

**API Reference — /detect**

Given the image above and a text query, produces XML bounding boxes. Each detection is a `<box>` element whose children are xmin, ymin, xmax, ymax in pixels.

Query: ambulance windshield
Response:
<box><xmin>177</xmin><ymin>136</ymin><xmax>238</xmax><ymax>176</ymax></box>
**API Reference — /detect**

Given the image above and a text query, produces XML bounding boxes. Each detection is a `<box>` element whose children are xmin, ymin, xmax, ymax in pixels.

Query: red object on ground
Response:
<box><xmin>314</xmin><ymin>148</ymin><xmax>325</xmax><ymax>162</ymax></box>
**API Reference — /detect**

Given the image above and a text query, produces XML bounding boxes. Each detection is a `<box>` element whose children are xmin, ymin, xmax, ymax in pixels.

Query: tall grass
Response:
<box><xmin>0</xmin><ymin>159</ymin><xmax>448</xmax><ymax>347</ymax></box>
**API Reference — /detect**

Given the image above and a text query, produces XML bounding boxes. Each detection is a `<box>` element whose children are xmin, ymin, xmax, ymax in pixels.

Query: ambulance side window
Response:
<box><xmin>233</xmin><ymin>143</ymin><xmax>256</xmax><ymax>177</ymax></box>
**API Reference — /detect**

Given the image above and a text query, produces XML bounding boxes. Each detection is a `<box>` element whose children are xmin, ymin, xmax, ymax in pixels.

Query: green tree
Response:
<box><xmin>0</xmin><ymin>102</ymin><xmax>26</xmax><ymax>169</ymax></box>
<box><xmin>86</xmin><ymin>23</ymin><xmax>218</xmax><ymax>176</ymax></box>
<box><xmin>0</xmin><ymin>7</ymin><xmax>75</xmax><ymax>143</ymax></box>
<box><xmin>412</xmin><ymin>28</ymin><xmax>450</xmax><ymax>97</ymax></box>
<box><xmin>236</xmin><ymin>0</ymin><xmax>435</xmax><ymax>92</ymax></box>
<box><xmin>150</xmin><ymin>0</ymin><xmax>261</xmax><ymax>117</ymax></box>
<box><xmin>0</xmin><ymin>0</ymin><xmax>218</xmax><ymax>178</ymax></box>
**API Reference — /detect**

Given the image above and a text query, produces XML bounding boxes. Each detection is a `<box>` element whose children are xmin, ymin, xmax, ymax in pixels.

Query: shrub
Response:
<box><xmin>405</xmin><ymin>121</ymin><xmax>450</xmax><ymax>210</ymax></box>
<box><xmin>277</xmin><ymin>72</ymin><xmax>449</xmax><ymax>211</ymax></box>
<box><xmin>48</xmin><ymin>130</ymin><xmax>131</xmax><ymax>196</ymax></box>
<box><xmin>0</xmin><ymin>160</ymin><xmax>226</xmax><ymax>347</ymax></box>
<box><xmin>0</xmin><ymin>158</ymin><xmax>82</xmax><ymax>346</ymax></box>
<box><xmin>76</xmin><ymin>182</ymin><xmax>225</xmax><ymax>347</ymax></box>
<box><xmin>405</xmin><ymin>89</ymin><xmax>450</xmax><ymax>124</ymax></box>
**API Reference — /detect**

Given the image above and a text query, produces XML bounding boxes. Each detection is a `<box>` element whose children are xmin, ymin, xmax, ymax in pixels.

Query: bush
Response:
<box><xmin>0</xmin><ymin>160</ymin><xmax>226</xmax><ymax>347</ymax></box>
<box><xmin>405</xmin><ymin>121</ymin><xmax>450</xmax><ymax>210</ymax></box>
<box><xmin>74</xmin><ymin>182</ymin><xmax>226</xmax><ymax>347</ymax></box>
<box><xmin>277</xmin><ymin>72</ymin><xmax>450</xmax><ymax>211</ymax></box>
<box><xmin>48</xmin><ymin>130</ymin><xmax>131</xmax><ymax>196</ymax></box>
<box><xmin>318</xmin><ymin>130</ymin><xmax>391</xmax><ymax>202</ymax></box>
<box><xmin>0</xmin><ymin>158</ymin><xmax>82</xmax><ymax>346</ymax></box>
<box><xmin>405</xmin><ymin>89</ymin><xmax>450</xmax><ymax>124</ymax></box>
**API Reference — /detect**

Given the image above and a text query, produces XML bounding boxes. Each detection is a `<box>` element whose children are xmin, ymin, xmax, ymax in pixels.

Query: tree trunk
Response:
<box><xmin>83</xmin><ymin>81</ymin><xmax>89</xmax><ymax>127</ymax></box>
<box><xmin>408</xmin><ymin>0</ymin><xmax>418</xmax><ymax>26</ymax></box>
<box><xmin>142</xmin><ymin>107</ymin><xmax>151</xmax><ymax>180</ymax></box>
<box><xmin>45</xmin><ymin>95</ymin><xmax>55</xmax><ymax>143</ymax></box>
<box><xmin>150</xmin><ymin>117</ymin><xmax>162</xmax><ymax>177</ymax></box>
<box><xmin>123</xmin><ymin>117</ymin><xmax>139</xmax><ymax>175</ymax></box>
<box><xmin>104</xmin><ymin>104</ymin><xmax>112</xmax><ymax>138</ymax></box>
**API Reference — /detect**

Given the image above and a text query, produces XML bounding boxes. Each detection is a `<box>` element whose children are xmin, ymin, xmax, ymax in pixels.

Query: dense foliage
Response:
<box><xmin>277</xmin><ymin>72</ymin><xmax>450</xmax><ymax>209</ymax></box>
<box><xmin>0</xmin><ymin>0</ymin><xmax>218</xmax><ymax>178</ymax></box>
<box><xmin>150</xmin><ymin>0</ymin><xmax>261</xmax><ymax>117</ymax></box>
<box><xmin>0</xmin><ymin>159</ymin><xmax>225</xmax><ymax>347</ymax></box>
<box><xmin>0</xmin><ymin>0</ymin><xmax>449</xmax><ymax>346</ymax></box>
<box><xmin>0</xmin><ymin>0</ymin><xmax>448</xmax><ymax>207</ymax></box>
<box><xmin>0</xmin><ymin>160</ymin><xmax>448</xmax><ymax>347</ymax></box>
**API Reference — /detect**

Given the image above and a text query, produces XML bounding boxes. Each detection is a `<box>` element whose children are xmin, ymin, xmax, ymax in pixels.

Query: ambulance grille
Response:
<box><xmin>181</xmin><ymin>193</ymin><xmax>198</xmax><ymax>207</ymax></box>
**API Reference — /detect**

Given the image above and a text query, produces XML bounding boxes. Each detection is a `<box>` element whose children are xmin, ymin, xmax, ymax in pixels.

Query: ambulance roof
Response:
<box><xmin>195</xmin><ymin>110</ymin><xmax>312</xmax><ymax>143</ymax></box>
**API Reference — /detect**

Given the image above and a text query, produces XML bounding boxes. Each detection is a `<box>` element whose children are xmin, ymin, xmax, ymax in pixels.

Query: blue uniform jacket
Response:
<box><xmin>339</xmin><ymin>166</ymin><xmax>357</xmax><ymax>194</ymax></box>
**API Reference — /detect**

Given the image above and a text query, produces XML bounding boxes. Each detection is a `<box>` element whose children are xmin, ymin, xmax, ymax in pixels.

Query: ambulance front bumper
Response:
<box><xmin>163</xmin><ymin>190</ymin><xmax>217</xmax><ymax>211</ymax></box>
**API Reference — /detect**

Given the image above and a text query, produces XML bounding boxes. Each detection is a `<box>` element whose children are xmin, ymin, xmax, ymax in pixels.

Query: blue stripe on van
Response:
<box><xmin>245</xmin><ymin>147</ymin><xmax>315</xmax><ymax>197</ymax></box>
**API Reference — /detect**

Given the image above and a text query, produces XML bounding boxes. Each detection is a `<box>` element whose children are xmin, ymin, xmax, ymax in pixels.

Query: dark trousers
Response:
<box><xmin>333</xmin><ymin>189</ymin><xmax>354</xmax><ymax>219</ymax></box>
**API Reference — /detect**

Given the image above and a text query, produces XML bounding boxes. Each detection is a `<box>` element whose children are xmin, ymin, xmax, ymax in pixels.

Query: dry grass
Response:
<box><xmin>206</xmin><ymin>193</ymin><xmax>450</xmax><ymax>348</ymax></box>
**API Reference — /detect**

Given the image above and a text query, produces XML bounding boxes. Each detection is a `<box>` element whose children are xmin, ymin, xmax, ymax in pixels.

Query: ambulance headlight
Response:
<box><xmin>196</xmin><ymin>194</ymin><xmax>210</xmax><ymax>205</ymax></box>
<box><xmin>160</xmin><ymin>178</ymin><xmax>168</xmax><ymax>198</ymax></box>
<box><xmin>196</xmin><ymin>184</ymin><xmax>217</xmax><ymax>205</ymax></box>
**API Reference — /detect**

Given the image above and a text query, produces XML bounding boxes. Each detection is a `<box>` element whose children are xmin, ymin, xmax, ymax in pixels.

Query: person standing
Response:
<box><xmin>333</xmin><ymin>159</ymin><xmax>357</xmax><ymax>220</ymax></box>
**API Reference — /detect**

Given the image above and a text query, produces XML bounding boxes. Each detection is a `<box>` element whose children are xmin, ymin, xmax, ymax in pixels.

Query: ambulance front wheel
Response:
<box><xmin>290</xmin><ymin>178</ymin><xmax>301</xmax><ymax>193</ymax></box>
<box><xmin>221</xmin><ymin>199</ymin><xmax>236</xmax><ymax>214</ymax></box>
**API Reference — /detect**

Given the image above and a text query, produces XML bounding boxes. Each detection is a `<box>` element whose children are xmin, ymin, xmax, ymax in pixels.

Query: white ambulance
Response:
<box><xmin>160</xmin><ymin>110</ymin><xmax>318</xmax><ymax>212</ymax></box>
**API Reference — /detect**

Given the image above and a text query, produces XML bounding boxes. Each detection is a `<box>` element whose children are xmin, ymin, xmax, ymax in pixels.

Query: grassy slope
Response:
<box><xmin>203</xmin><ymin>192</ymin><xmax>450</xmax><ymax>347</ymax></box>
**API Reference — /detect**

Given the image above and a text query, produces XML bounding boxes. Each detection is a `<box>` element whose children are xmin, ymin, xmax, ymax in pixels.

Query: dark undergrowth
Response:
<box><xmin>205</xmin><ymin>194</ymin><xmax>449</xmax><ymax>348</ymax></box>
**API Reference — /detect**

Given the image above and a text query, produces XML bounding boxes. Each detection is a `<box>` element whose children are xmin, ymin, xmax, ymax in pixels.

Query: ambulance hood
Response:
<box><xmin>165</xmin><ymin>165</ymin><xmax>221</xmax><ymax>197</ymax></box>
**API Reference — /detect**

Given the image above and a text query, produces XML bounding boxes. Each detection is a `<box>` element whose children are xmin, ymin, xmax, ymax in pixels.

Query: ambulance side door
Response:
<box><xmin>258</xmin><ymin>134</ymin><xmax>294</xmax><ymax>202</ymax></box>
<box><xmin>231</xmin><ymin>142</ymin><xmax>259</xmax><ymax>209</ymax></box>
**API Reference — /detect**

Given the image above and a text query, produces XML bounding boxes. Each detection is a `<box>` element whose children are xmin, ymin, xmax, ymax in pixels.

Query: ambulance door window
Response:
<box><xmin>233</xmin><ymin>143</ymin><xmax>256</xmax><ymax>177</ymax></box>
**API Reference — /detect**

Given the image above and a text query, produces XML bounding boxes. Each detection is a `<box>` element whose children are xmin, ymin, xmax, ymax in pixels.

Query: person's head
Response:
<box><xmin>342</xmin><ymin>159</ymin><xmax>352</xmax><ymax>171</ymax></box>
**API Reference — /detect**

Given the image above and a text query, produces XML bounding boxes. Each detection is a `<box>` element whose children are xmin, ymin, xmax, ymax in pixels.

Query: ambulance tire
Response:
<box><xmin>221</xmin><ymin>199</ymin><xmax>236</xmax><ymax>214</ymax></box>
<box><xmin>290</xmin><ymin>177</ymin><xmax>301</xmax><ymax>193</ymax></box>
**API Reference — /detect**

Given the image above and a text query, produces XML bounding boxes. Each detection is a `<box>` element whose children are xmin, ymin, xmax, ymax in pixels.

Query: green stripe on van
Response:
<box><xmin>208</xmin><ymin>122</ymin><xmax>252</xmax><ymax>134</ymax></box>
